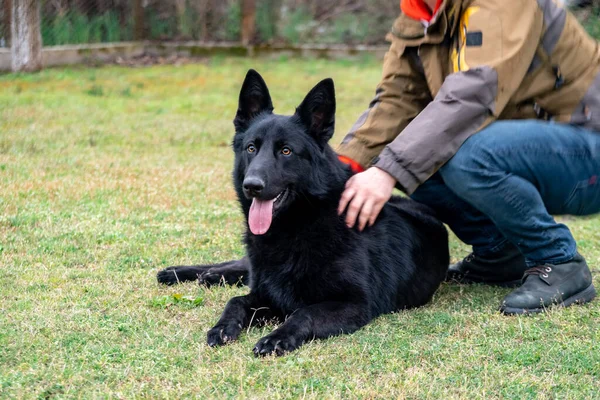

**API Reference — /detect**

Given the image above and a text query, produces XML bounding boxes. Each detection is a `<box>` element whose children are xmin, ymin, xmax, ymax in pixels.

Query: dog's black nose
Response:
<box><xmin>243</xmin><ymin>177</ymin><xmax>265</xmax><ymax>196</ymax></box>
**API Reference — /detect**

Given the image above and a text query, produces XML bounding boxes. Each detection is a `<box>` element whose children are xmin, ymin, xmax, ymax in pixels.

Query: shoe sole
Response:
<box><xmin>499</xmin><ymin>284</ymin><xmax>597</xmax><ymax>315</ymax></box>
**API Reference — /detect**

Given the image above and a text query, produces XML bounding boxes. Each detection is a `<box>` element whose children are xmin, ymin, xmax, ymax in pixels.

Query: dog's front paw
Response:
<box><xmin>253</xmin><ymin>331</ymin><xmax>301</xmax><ymax>357</ymax></box>
<box><xmin>206</xmin><ymin>322</ymin><xmax>243</xmax><ymax>347</ymax></box>
<box><xmin>156</xmin><ymin>266</ymin><xmax>182</xmax><ymax>285</ymax></box>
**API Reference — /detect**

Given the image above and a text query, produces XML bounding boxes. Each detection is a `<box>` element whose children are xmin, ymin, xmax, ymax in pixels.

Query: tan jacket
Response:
<box><xmin>337</xmin><ymin>0</ymin><xmax>600</xmax><ymax>194</ymax></box>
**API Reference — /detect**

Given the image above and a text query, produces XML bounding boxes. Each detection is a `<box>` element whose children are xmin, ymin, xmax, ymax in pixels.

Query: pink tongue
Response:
<box><xmin>248</xmin><ymin>198</ymin><xmax>274</xmax><ymax>235</ymax></box>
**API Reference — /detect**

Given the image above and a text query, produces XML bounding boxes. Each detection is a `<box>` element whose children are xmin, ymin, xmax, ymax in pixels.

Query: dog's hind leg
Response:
<box><xmin>198</xmin><ymin>257</ymin><xmax>250</xmax><ymax>287</ymax></box>
<box><xmin>156</xmin><ymin>257</ymin><xmax>250</xmax><ymax>286</ymax></box>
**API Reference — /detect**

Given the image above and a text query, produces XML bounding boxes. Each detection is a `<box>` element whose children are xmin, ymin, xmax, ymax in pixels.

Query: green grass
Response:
<box><xmin>1</xmin><ymin>57</ymin><xmax>599</xmax><ymax>399</ymax></box>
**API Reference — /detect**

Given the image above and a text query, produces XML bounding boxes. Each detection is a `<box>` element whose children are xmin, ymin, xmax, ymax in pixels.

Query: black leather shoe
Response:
<box><xmin>500</xmin><ymin>253</ymin><xmax>596</xmax><ymax>315</ymax></box>
<box><xmin>446</xmin><ymin>243</ymin><xmax>528</xmax><ymax>287</ymax></box>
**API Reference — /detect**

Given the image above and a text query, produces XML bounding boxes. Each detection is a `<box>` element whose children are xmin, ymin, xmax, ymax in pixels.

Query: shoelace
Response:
<box><xmin>524</xmin><ymin>265</ymin><xmax>553</xmax><ymax>279</ymax></box>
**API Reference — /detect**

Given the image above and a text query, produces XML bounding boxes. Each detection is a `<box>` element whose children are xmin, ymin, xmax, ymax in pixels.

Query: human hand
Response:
<box><xmin>337</xmin><ymin>167</ymin><xmax>396</xmax><ymax>231</ymax></box>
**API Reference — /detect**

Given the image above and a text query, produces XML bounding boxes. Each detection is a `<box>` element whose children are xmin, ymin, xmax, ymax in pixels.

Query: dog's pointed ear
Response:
<box><xmin>295</xmin><ymin>78</ymin><xmax>336</xmax><ymax>144</ymax></box>
<box><xmin>234</xmin><ymin>69</ymin><xmax>274</xmax><ymax>132</ymax></box>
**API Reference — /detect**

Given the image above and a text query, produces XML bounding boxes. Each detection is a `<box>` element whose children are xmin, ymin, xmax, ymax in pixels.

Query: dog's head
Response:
<box><xmin>231</xmin><ymin>69</ymin><xmax>341</xmax><ymax>235</ymax></box>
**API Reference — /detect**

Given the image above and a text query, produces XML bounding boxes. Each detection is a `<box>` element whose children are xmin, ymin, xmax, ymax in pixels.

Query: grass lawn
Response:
<box><xmin>1</xmin><ymin>57</ymin><xmax>599</xmax><ymax>399</ymax></box>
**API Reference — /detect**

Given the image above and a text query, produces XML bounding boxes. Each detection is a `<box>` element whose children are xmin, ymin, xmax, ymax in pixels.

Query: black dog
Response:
<box><xmin>157</xmin><ymin>70</ymin><xmax>449</xmax><ymax>356</ymax></box>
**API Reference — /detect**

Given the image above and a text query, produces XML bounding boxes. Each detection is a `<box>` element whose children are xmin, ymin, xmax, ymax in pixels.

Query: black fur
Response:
<box><xmin>157</xmin><ymin>70</ymin><xmax>449</xmax><ymax>356</ymax></box>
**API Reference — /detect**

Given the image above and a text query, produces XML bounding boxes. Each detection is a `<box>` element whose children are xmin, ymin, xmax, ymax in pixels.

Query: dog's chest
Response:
<box><xmin>247</xmin><ymin>226</ymin><xmax>349</xmax><ymax>314</ymax></box>
<box><xmin>251</xmin><ymin>260</ymin><xmax>335</xmax><ymax>315</ymax></box>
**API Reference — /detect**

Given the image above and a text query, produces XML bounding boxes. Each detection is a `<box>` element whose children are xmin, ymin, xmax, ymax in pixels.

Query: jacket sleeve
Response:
<box><xmin>336</xmin><ymin>34</ymin><xmax>432</xmax><ymax>169</ymax></box>
<box><xmin>373</xmin><ymin>0</ymin><xmax>544</xmax><ymax>194</ymax></box>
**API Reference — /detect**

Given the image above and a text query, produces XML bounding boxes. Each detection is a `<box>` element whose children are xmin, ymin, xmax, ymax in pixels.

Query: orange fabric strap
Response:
<box><xmin>338</xmin><ymin>155</ymin><xmax>365</xmax><ymax>174</ymax></box>
<box><xmin>400</xmin><ymin>0</ymin><xmax>443</xmax><ymax>22</ymax></box>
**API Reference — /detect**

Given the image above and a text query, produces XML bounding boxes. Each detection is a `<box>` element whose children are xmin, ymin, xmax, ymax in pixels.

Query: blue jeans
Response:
<box><xmin>411</xmin><ymin>120</ymin><xmax>600</xmax><ymax>267</ymax></box>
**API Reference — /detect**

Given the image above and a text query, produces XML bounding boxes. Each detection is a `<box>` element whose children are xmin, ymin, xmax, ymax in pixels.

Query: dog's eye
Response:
<box><xmin>281</xmin><ymin>147</ymin><xmax>292</xmax><ymax>156</ymax></box>
<box><xmin>247</xmin><ymin>144</ymin><xmax>256</xmax><ymax>153</ymax></box>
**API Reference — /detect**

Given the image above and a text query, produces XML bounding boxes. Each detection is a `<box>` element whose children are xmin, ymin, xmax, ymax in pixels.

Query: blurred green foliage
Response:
<box><xmin>582</xmin><ymin>8</ymin><xmax>600</xmax><ymax>40</ymax></box>
<box><xmin>33</xmin><ymin>3</ymin><xmax>600</xmax><ymax>47</ymax></box>
<box><xmin>41</xmin><ymin>11</ymin><xmax>129</xmax><ymax>46</ymax></box>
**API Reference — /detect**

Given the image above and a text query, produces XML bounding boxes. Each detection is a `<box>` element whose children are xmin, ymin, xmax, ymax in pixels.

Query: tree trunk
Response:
<box><xmin>2</xmin><ymin>0</ymin><xmax>11</xmax><ymax>47</ymax></box>
<box><xmin>197</xmin><ymin>0</ymin><xmax>210</xmax><ymax>41</ymax></box>
<box><xmin>241</xmin><ymin>0</ymin><xmax>256</xmax><ymax>45</ymax></box>
<box><xmin>11</xmin><ymin>0</ymin><xmax>42</xmax><ymax>72</ymax></box>
<box><xmin>133</xmin><ymin>0</ymin><xmax>144</xmax><ymax>40</ymax></box>
<box><xmin>174</xmin><ymin>0</ymin><xmax>184</xmax><ymax>37</ymax></box>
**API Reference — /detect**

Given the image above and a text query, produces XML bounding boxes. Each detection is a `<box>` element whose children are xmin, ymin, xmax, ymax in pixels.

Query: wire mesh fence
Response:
<box><xmin>1</xmin><ymin>0</ymin><xmax>9</xmax><ymax>47</ymax></box>
<box><xmin>39</xmin><ymin>0</ymin><xmax>132</xmax><ymax>46</ymax></box>
<box><xmin>1</xmin><ymin>0</ymin><xmax>405</xmax><ymax>48</ymax></box>
<box><xmin>1</xmin><ymin>0</ymin><xmax>599</xmax><ymax>50</ymax></box>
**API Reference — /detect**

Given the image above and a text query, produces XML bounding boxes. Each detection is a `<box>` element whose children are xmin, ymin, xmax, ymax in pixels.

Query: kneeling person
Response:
<box><xmin>337</xmin><ymin>0</ymin><xmax>599</xmax><ymax>314</ymax></box>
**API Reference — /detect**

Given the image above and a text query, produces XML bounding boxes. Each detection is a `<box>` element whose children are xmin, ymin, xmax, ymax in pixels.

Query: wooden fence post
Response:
<box><xmin>133</xmin><ymin>0</ymin><xmax>145</xmax><ymax>40</ymax></box>
<box><xmin>11</xmin><ymin>0</ymin><xmax>42</xmax><ymax>72</ymax></box>
<box><xmin>241</xmin><ymin>0</ymin><xmax>256</xmax><ymax>46</ymax></box>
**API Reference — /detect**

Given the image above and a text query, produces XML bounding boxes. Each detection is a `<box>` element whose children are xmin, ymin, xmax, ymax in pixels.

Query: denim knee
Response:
<box><xmin>438</xmin><ymin>139</ymin><xmax>484</xmax><ymax>198</ymax></box>
<box><xmin>438</xmin><ymin>123</ymin><xmax>508</xmax><ymax>198</ymax></box>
